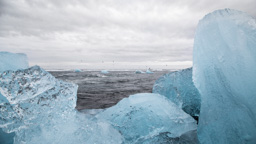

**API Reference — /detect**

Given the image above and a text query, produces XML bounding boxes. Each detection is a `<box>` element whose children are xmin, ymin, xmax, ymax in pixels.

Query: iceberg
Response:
<box><xmin>146</xmin><ymin>69</ymin><xmax>154</xmax><ymax>74</ymax></box>
<box><xmin>135</xmin><ymin>70</ymin><xmax>145</xmax><ymax>74</ymax></box>
<box><xmin>0</xmin><ymin>52</ymin><xmax>29</xmax><ymax>72</ymax></box>
<box><xmin>0</xmin><ymin>66</ymin><xmax>123</xmax><ymax>144</ymax></box>
<box><xmin>96</xmin><ymin>93</ymin><xmax>198</xmax><ymax>143</ymax></box>
<box><xmin>0</xmin><ymin>51</ymin><xmax>29</xmax><ymax>143</ymax></box>
<box><xmin>101</xmin><ymin>70</ymin><xmax>109</xmax><ymax>74</ymax></box>
<box><xmin>193</xmin><ymin>9</ymin><xmax>256</xmax><ymax>143</ymax></box>
<box><xmin>74</xmin><ymin>69</ymin><xmax>82</xmax><ymax>72</ymax></box>
<box><xmin>153</xmin><ymin>68</ymin><xmax>201</xmax><ymax>117</ymax></box>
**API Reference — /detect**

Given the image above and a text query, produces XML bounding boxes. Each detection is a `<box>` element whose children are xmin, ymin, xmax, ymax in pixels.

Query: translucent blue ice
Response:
<box><xmin>193</xmin><ymin>9</ymin><xmax>256</xmax><ymax>144</ymax></box>
<box><xmin>96</xmin><ymin>93</ymin><xmax>198</xmax><ymax>143</ymax></box>
<box><xmin>0</xmin><ymin>52</ymin><xmax>29</xmax><ymax>72</ymax></box>
<box><xmin>0</xmin><ymin>66</ymin><xmax>123</xmax><ymax>144</ymax></box>
<box><xmin>153</xmin><ymin>68</ymin><xmax>201</xmax><ymax>117</ymax></box>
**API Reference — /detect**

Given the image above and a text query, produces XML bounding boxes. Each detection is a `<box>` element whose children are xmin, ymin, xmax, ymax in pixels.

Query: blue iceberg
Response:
<box><xmin>96</xmin><ymin>93</ymin><xmax>198</xmax><ymax>143</ymax></box>
<box><xmin>0</xmin><ymin>52</ymin><xmax>29</xmax><ymax>72</ymax></box>
<box><xmin>101</xmin><ymin>70</ymin><xmax>109</xmax><ymax>74</ymax></box>
<box><xmin>0</xmin><ymin>51</ymin><xmax>29</xmax><ymax>143</ymax></box>
<box><xmin>193</xmin><ymin>9</ymin><xmax>256</xmax><ymax>143</ymax></box>
<box><xmin>153</xmin><ymin>68</ymin><xmax>201</xmax><ymax>117</ymax></box>
<box><xmin>0</xmin><ymin>66</ymin><xmax>123</xmax><ymax>144</ymax></box>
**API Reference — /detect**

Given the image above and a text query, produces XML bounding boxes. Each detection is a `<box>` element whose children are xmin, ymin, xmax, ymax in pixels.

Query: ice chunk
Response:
<box><xmin>153</xmin><ymin>68</ymin><xmax>201</xmax><ymax>117</ymax></box>
<box><xmin>135</xmin><ymin>70</ymin><xmax>145</xmax><ymax>74</ymax></box>
<box><xmin>96</xmin><ymin>93</ymin><xmax>197</xmax><ymax>143</ymax></box>
<box><xmin>0</xmin><ymin>66</ymin><xmax>77</xmax><ymax>132</ymax></box>
<box><xmin>0</xmin><ymin>66</ymin><xmax>123</xmax><ymax>143</ymax></box>
<box><xmin>146</xmin><ymin>69</ymin><xmax>154</xmax><ymax>74</ymax></box>
<box><xmin>0</xmin><ymin>52</ymin><xmax>29</xmax><ymax>72</ymax></box>
<box><xmin>101</xmin><ymin>70</ymin><xmax>109</xmax><ymax>74</ymax></box>
<box><xmin>193</xmin><ymin>9</ymin><xmax>256</xmax><ymax>143</ymax></box>
<box><xmin>74</xmin><ymin>69</ymin><xmax>82</xmax><ymax>72</ymax></box>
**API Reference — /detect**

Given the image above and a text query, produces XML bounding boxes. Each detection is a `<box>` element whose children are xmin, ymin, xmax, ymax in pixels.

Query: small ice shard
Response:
<box><xmin>0</xmin><ymin>66</ymin><xmax>123</xmax><ymax>144</ymax></box>
<box><xmin>74</xmin><ymin>69</ymin><xmax>82</xmax><ymax>72</ymax></box>
<box><xmin>96</xmin><ymin>93</ymin><xmax>197</xmax><ymax>143</ymax></box>
<box><xmin>146</xmin><ymin>69</ymin><xmax>154</xmax><ymax>74</ymax></box>
<box><xmin>135</xmin><ymin>70</ymin><xmax>145</xmax><ymax>74</ymax></box>
<box><xmin>153</xmin><ymin>68</ymin><xmax>201</xmax><ymax>117</ymax></box>
<box><xmin>193</xmin><ymin>9</ymin><xmax>256</xmax><ymax>143</ymax></box>
<box><xmin>0</xmin><ymin>51</ymin><xmax>29</xmax><ymax>72</ymax></box>
<box><xmin>101</xmin><ymin>70</ymin><xmax>109</xmax><ymax>74</ymax></box>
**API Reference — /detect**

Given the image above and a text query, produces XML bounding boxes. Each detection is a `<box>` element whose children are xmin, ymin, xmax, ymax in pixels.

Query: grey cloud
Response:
<box><xmin>0</xmin><ymin>0</ymin><xmax>255</xmax><ymax>69</ymax></box>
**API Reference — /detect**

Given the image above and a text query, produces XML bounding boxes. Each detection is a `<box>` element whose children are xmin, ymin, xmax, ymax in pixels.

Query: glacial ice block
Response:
<box><xmin>153</xmin><ymin>68</ymin><xmax>201</xmax><ymax>117</ymax></box>
<box><xmin>96</xmin><ymin>93</ymin><xmax>197</xmax><ymax>143</ymax></box>
<box><xmin>0</xmin><ymin>66</ymin><xmax>123</xmax><ymax>144</ymax></box>
<box><xmin>193</xmin><ymin>9</ymin><xmax>256</xmax><ymax>144</ymax></box>
<box><xmin>0</xmin><ymin>52</ymin><xmax>29</xmax><ymax>72</ymax></box>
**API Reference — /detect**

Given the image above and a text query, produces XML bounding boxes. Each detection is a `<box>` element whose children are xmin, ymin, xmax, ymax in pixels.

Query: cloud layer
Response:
<box><xmin>0</xmin><ymin>0</ymin><xmax>255</xmax><ymax>70</ymax></box>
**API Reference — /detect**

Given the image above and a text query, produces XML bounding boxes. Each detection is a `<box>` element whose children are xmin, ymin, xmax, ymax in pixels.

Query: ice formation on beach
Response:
<box><xmin>0</xmin><ymin>52</ymin><xmax>29</xmax><ymax>72</ymax></box>
<box><xmin>193</xmin><ymin>9</ymin><xmax>256</xmax><ymax>143</ymax></box>
<box><xmin>101</xmin><ymin>70</ymin><xmax>109</xmax><ymax>74</ymax></box>
<box><xmin>0</xmin><ymin>66</ymin><xmax>123</xmax><ymax>144</ymax></box>
<box><xmin>96</xmin><ymin>93</ymin><xmax>198</xmax><ymax>143</ymax></box>
<box><xmin>153</xmin><ymin>68</ymin><xmax>200</xmax><ymax>117</ymax></box>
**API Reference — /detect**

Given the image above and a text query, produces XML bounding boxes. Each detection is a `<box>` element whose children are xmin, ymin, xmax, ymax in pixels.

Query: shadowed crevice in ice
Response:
<box><xmin>193</xmin><ymin>9</ymin><xmax>256</xmax><ymax>144</ymax></box>
<box><xmin>96</xmin><ymin>93</ymin><xmax>198</xmax><ymax>144</ymax></box>
<box><xmin>153</xmin><ymin>68</ymin><xmax>201</xmax><ymax>118</ymax></box>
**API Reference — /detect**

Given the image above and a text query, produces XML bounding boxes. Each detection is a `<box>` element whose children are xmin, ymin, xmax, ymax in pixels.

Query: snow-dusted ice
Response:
<box><xmin>0</xmin><ymin>52</ymin><xmax>29</xmax><ymax>72</ymax></box>
<box><xmin>96</xmin><ymin>93</ymin><xmax>198</xmax><ymax>143</ymax></box>
<box><xmin>153</xmin><ymin>68</ymin><xmax>201</xmax><ymax>117</ymax></box>
<box><xmin>193</xmin><ymin>9</ymin><xmax>256</xmax><ymax>144</ymax></box>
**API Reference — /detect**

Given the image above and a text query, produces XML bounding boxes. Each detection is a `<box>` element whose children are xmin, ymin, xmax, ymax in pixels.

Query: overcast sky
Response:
<box><xmin>0</xmin><ymin>0</ymin><xmax>256</xmax><ymax>70</ymax></box>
